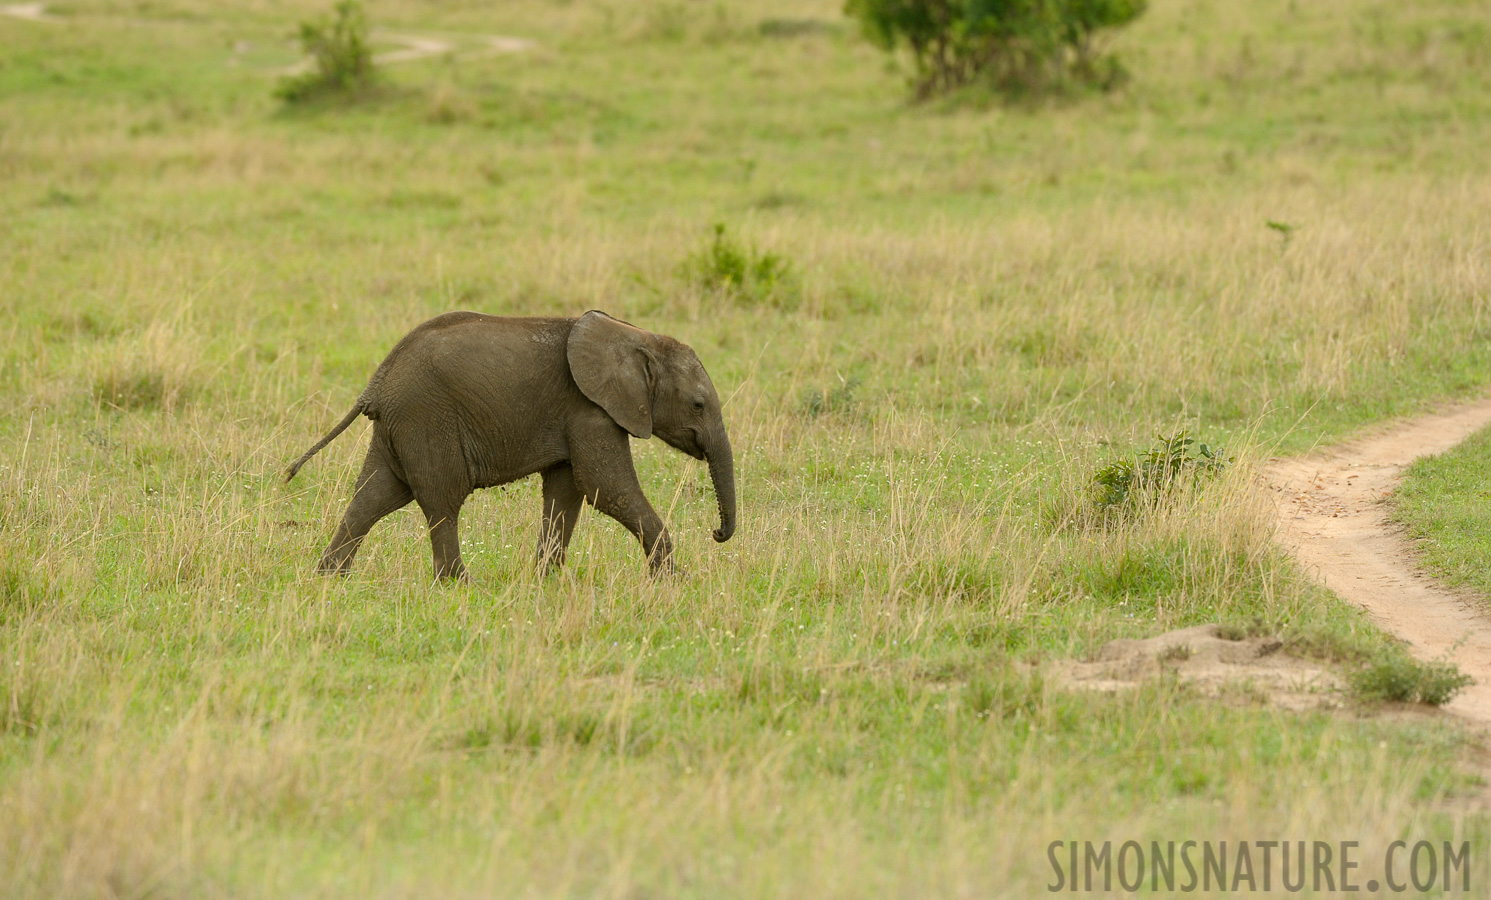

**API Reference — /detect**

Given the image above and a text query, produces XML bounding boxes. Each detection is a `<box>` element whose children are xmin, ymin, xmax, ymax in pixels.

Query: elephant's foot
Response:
<box><xmin>535</xmin><ymin>542</ymin><xmax>567</xmax><ymax>577</ymax></box>
<box><xmin>433</xmin><ymin>559</ymin><xmax>471</xmax><ymax>583</ymax></box>
<box><xmin>317</xmin><ymin>524</ymin><xmax>369</xmax><ymax>575</ymax></box>
<box><xmin>646</xmin><ymin>554</ymin><xmax>679</xmax><ymax>579</ymax></box>
<box><xmin>317</xmin><ymin>547</ymin><xmax>358</xmax><ymax>575</ymax></box>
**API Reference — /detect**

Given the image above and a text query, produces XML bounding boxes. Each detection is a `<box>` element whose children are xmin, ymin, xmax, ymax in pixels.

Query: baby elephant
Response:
<box><xmin>286</xmin><ymin>310</ymin><xmax>736</xmax><ymax>580</ymax></box>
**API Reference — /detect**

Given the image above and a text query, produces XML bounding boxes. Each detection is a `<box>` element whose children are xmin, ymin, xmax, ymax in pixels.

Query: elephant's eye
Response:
<box><xmin>692</xmin><ymin>400</ymin><xmax>705</xmax><ymax>412</ymax></box>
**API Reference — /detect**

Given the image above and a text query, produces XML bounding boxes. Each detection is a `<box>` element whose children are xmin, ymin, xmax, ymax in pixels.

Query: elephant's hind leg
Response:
<box><xmin>320</xmin><ymin>447</ymin><xmax>414</xmax><ymax>575</ymax></box>
<box><xmin>413</xmin><ymin>487</ymin><xmax>471</xmax><ymax>582</ymax></box>
<box><xmin>537</xmin><ymin>464</ymin><xmax>584</xmax><ymax>574</ymax></box>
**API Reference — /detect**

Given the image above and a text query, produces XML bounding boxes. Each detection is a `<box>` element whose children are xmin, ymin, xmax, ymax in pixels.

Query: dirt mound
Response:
<box><xmin>1055</xmin><ymin>624</ymin><xmax>1341</xmax><ymax>711</ymax></box>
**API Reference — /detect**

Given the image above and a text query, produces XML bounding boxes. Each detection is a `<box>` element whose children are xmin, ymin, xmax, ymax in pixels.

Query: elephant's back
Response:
<box><xmin>392</xmin><ymin>312</ymin><xmax>571</xmax><ymax>359</ymax></box>
<box><xmin>366</xmin><ymin>313</ymin><xmax>579</xmax><ymax>416</ymax></box>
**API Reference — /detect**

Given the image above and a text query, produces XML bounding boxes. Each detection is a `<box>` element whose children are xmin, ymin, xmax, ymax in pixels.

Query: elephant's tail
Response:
<box><xmin>285</xmin><ymin>404</ymin><xmax>365</xmax><ymax>482</ymax></box>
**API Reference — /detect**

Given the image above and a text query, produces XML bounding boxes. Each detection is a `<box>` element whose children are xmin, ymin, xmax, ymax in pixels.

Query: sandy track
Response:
<box><xmin>276</xmin><ymin>32</ymin><xmax>533</xmax><ymax>76</ymax></box>
<box><xmin>1263</xmin><ymin>398</ymin><xmax>1491</xmax><ymax>723</ymax></box>
<box><xmin>1</xmin><ymin>4</ymin><xmax>533</xmax><ymax>67</ymax></box>
<box><xmin>0</xmin><ymin>4</ymin><xmax>55</xmax><ymax>22</ymax></box>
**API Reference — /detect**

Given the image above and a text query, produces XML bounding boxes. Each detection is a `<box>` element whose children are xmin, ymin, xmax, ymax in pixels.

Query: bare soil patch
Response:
<box><xmin>0</xmin><ymin>4</ymin><xmax>56</xmax><ymax>22</ymax></box>
<box><xmin>0</xmin><ymin>5</ymin><xmax>533</xmax><ymax>66</ymax></box>
<box><xmin>1055</xmin><ymin>624</ymin><xmax>1341</xmax><ymax>711</ymax></box>
<box><xmin>274</xmin><ymin>32</ymin><xmax>533</xmax><ymax>76</ymax></box>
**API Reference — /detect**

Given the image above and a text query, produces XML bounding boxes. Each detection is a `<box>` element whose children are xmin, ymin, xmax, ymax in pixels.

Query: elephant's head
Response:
<box><xmin>567</xmin><ymin>310</ymin><xmax>737</xmax><ymax>543</ymax></box>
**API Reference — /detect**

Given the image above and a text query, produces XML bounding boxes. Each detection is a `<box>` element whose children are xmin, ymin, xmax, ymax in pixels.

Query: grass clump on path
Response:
<box><xmin>1350</xmin><ymin>652</ymin><xmax>1474</xmax><ymax>706</ymax></box>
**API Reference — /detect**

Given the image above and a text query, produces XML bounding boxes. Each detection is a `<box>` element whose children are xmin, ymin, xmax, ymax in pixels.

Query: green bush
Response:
<box><xmin>276</xmin><ymin>0</ymin><xmax>376</xmax><ymax>104</ymax></box>
<box><xmin>844</xmin><ymin>0</ymin><xmax>1146</xmax><ymax>99</ymax></box>
<box><xmin>1349</xmin><ymin>654</ymin><xmax>1473</xmax><ymax>706</ymax></box>
<box><xmin>1092</xmin><ymin>432</ymin><xmax>1231</xmax><ymax>512</ymax></box>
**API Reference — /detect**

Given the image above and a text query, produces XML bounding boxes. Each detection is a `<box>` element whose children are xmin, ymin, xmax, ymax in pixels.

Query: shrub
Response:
<box><xmin>680</xmin><ymin>223</ymin><xmax>797</xmax><ymax>307</ymax></box>
<box><xmin>1092</xmin><ymin>431</ymin><xmax>1231</xmax><ymax>511</ymax></box>
<box><xmin>844</xmin><ymin>0</ymin><xmax>1146</xmax><ymax>99</ymax></box>
<box><xmin>276</xmin><ymin>0</ymin><xmax>376</xmax><ymax>104</ymax></box>
<box><xmin>1349</xmin><ymin>654</ymin><xmax>1473</xmax><ymax>706</ymax></box>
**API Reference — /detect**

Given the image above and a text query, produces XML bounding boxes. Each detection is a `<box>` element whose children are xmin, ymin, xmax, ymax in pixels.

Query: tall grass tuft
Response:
<box><xmin>680</xmin><ymin>223</ymin><xmax>798</xmax><ymax>309</ymax></box>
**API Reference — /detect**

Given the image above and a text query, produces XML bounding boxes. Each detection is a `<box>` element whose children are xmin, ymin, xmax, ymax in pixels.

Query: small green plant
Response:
<box><xmin>1092</xmin><ymin>432</ymin><xmax>1231</xmax><ymax>511</ymax></box>
<box><xmin>1349</xmin><ymin>654</ymin><xmax>1473</xmax><ymax>706</ymax></box>
<box><xmin>1265</xmin><ymin>220</ymin><xmax>1297</xmax><ymax>248</ymax></box>
<box><xmin>681</xmin><ymin>223</ymin><xmax>797</xmax><ymax>307</ymax></box>
<box><xmin>276</xmin><ymin>0</ymin><xmax>376</xmax><ymax>104</ymax></box>
<box><xmin>844</xmin><ymin>0</ymin><xmax>1147</xmax><ymax>100</ymax></box>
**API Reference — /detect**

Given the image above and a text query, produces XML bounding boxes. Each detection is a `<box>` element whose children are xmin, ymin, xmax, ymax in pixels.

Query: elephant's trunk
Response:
<box><xmin>706</xmin><ymin>433</ymin><xmax>736</xmax><ymax>543</ymax></box>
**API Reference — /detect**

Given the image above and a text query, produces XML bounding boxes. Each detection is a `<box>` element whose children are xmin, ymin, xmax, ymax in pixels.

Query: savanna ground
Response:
<box><xmin>4</xmin><ymin>0</ymin><xmax>1491</xmax><ymax>895</ymax></box>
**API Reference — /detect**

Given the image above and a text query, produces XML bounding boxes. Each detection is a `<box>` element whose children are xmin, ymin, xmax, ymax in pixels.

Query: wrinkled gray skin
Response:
<box><xmin>286</xmin><ymin>310</ymin><xmax>736</xmax><ymax>580</ymax></box>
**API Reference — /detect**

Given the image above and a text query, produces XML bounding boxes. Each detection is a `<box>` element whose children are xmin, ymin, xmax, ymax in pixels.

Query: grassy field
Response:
<box><xmin>4</xmin><ymin>0</ymin><xmax>1491</xmax><ymax>895</ymax></box>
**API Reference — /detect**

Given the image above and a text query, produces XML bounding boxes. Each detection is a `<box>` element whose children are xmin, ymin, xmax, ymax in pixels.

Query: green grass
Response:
<box><xmin>4</xmin><ymin>0</ymin><xmax>1491</xmax><ymax>895</ymax></box>
<box><xmin>1394</xmin><ymin>425</ymin><xmax>1491</xmax><ymax>598</ymax></box>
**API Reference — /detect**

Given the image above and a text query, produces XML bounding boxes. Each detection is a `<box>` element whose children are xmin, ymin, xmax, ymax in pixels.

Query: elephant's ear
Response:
<box><xmin>567</xmin><ymin>310</ymin><xmax>656</xmax><ymax>439</ymax></box>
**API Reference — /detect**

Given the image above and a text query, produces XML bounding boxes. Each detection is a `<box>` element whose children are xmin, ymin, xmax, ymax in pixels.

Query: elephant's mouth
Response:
<box><xmin>680</xmin><ymin>428</ymin><xmax>708</xmax><ymax>461</ymax></box>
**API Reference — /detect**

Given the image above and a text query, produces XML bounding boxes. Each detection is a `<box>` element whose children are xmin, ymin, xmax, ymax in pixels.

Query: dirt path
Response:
<box><xmin>0</xmin><ymin>4</ymin><xmax>55</xmax><ymax>22</ymax></box>
<box><xmin>1263</xmin><ymin>397</ymin><xmax>1491</xmax><ymax>724</ymax></box>
<box><xmin>1</xmin><ymin>4</ymin><xmax>533</xmax><ymax>66</ymax></box>
<box><xmin>276</xmin><ymin>32</ymin><xmax>533</xmax><ymax>76</ymax></box>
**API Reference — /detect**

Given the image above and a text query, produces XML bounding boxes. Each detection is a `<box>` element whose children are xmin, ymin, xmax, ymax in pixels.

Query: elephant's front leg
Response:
<box><xmin>594</xmin><ymin>489</ymin><xmax>673</xmax><ymax>575</ymax></box>
<box><xmin>537</xmin><ymin>463</ymin><xmax>584</xmax><ymax>574</ymax></box>
<box><xmin>572</xmin><ymin>446</ymin><xmax>673</xmax><ymax>576</ymax></box>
